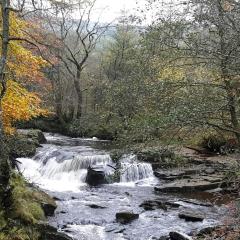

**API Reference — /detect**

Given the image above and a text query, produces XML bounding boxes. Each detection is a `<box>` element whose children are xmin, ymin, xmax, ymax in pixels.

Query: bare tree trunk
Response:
<box><xmin>74</xmin><ymin>68</ymin><xmax>83</xmax><ymax>119</ymax></box>
<box><xmin>224</xmin><ymin>78</ymin><xmax>240</xmax><ymax>143</ymax></box>
<box><xmin>0</xmin><ymin>0</ymin><xmax>11</xmax><ymax>211</ymax></box>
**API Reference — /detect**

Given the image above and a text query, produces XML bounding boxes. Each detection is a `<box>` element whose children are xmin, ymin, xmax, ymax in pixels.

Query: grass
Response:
<box><xmin>10</xmin><ymin>173</ymin><xmax>46</xmax><ymax>224</ymax></box>
<box><xmin>0</xmin><ymin>172</ymin><xmax>56</xmax><ymax>240</ymax></box>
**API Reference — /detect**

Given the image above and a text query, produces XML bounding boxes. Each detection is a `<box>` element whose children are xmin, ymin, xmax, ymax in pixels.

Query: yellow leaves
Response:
<box><xmin>9</xmin><ymin>11</ymin><xmax>27</xmax><ymax>38</ymax></box>
<box><xmin>8</xmin><ymin>41</ymin><xmax>47</xmax><ymax>82</ymax></box>
<box><xmin>1</xmin><ymin>11</ymin><xmax>48</xmax><ymax>83</ymax></box>
<box><xmin>2</xmin><ymin>80</ymin><xmax>48</xmax><ymax>134</ymax></box>
<box><xmin>0</xmin><ymin>12</ymin><xmax>49</xmax><ymax>134</ymax></box>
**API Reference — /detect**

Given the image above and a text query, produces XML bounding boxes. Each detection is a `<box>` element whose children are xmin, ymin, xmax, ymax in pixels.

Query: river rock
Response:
<box><xmin>169</xmin><ymin>231</ymin><xmax>192</xmax><ymax>240</ymax></box>
<box><xmin>17</xmin><ymin>129</ymin><xmax>47</xmax><ymax>144</ymax></box>
<box><xmin>159</xmin><ymin>236</ymin><xmax>170</xmax><ymax>240</ymax></box>
<box><xmin>154</xmin><ymin>177</ymin><xmax>224</xmax><ymax>193</ymax></box>
<box><xmin>38</xmin><ymin>223</ymin><xmax>73</xmax><ymax>240</ymax></box>
<box><xmin>26</xmin><ymin>129</ymin><xmax>47</xmax><ymax>144</ymax></box>
<box><xmin>140</xmin><ymin>200</ymin><xmax>180</xmax><ymax>211</ymax></box>
<box><xmin>116</xmin><ymin>212</ymin><xmax>139</xmax><ymax>224</ymax></box>
<box><xmin>140</xmin><ymin>200</ymin><xmax>168</xmax><ymax>211</ymax></box>
<box><xmin>197</xmin><ymin>226</ymin><xmax>218</xmax><ymax>236</ymax></box>
<box><xmin>87</xmin><ymin>204</ymin><xmax>106</xmax><ymax>209</ymax></box>
<box><xmin>154</xmin><ymin>168</ymin><xmax>202</xmax><ymax>181</ymax></box>
<box><xmin>41</xmin><ymin>202</ymin><xmax>57</xmax><ymax>216</ymax></box>
<box><xmin>86</xmin><ymin>166</ymin><xmax>107</xmax><ymax>186</ymax></box>
<box><xmin>178</xmin><ymin>211</ymin><xmax>204</xmax><ymax>222</ymax></box>
<box><xmin>10</xmin><ymin>134</ymin><xmax>37</xmax><ymax>158</ymax></box>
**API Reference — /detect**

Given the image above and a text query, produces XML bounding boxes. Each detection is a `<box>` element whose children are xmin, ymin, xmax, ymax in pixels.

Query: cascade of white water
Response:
<box><xmin>40</xmin><ymin>154</ymin><xmax>112</xmax><ymax>178</ymax></box>
<box><xmin>120</xmin><ymin>162</ymin><xmax>154</xmax><ymax>182</ymax></box>
<box><xmin>119</xmin><ymin>155</ymin><xmax>154</xmax><ymax>183</ymax></box>
<box><xmin>19</xmin><ymin>144</ymin><xmax>112</xmax><ymax>191</ymax></box>
<box><xmin>19</xmin><ymin>138</ymin><xmax>156</xmax><ymax>191</ymax></box>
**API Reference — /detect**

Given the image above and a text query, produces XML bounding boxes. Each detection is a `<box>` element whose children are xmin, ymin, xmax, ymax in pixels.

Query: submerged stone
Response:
<box><xmin>87</xmin><ymin>204</ymin><xmax>106</xmax><ymax>209</ymax></box>
<box><xmin>178</xmin><ymin>211</ymin><xmax>204</xmax><ymax>222</ymax></box>
<box><xmin>116</xmin><ymin>212</ymin><xmax>139</xmax><ymax>224</ymax></box>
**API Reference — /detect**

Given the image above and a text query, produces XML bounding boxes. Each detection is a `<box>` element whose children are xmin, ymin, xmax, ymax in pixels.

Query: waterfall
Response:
<box><xmin>18</xmin><ymin>145</ymin><xmax>112</xmax><ymax>191</ymax></box>
<box><xmin>19</xmin><ymin>137</ymin><xmax>156</xmax><ymax>191</ymax></box>
<box><xmin>40</xmin><ymin>154</ymin><xmax>112</xmax><ymax>178</ymax></box>
<box><xmin>120</xmin><ymin>162</ymin><xmax>154</xmax><ymax>182</ymax></box>
<box><xmin>119</xmin><ymin>155</ymin><xmax>154</xmax><ymax>183</ymax></box>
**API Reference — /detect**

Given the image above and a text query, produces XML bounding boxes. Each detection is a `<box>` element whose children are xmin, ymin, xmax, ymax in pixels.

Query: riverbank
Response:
<box><xmin>5</xmin><ymin>128</ymin><xmax>240</xmax><ymax>239</ymax></box>
<box><xmin>16</xmin><ymin>131</ymin><xmax>239</xmax><ymax>239</ymax></box>
<box><xmin>0</xmin><ymin>130</ymin><xmax>72</xmax><ymax>240</ymax></box>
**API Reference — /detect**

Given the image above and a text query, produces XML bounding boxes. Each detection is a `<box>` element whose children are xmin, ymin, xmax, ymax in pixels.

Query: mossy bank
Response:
<box><xmin>0</xmin><ymin>129</ymin><xmax>72</xmax><ymax>240</ymax></box>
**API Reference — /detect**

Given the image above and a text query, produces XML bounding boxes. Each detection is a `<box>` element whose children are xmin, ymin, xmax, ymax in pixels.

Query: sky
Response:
<box><xmin>92</xmin><ymin>0</ymin><xmax>181</xmax><ymax>24</ymax></box>
<box><xmin>93</xmin><ymin>0</ymin><xmax>141</xmax><ymax>22</ymax></box>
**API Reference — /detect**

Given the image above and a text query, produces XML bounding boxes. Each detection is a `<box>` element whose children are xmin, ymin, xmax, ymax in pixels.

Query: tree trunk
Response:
<box><xmin>217</xmin><ymin>0</ymin><xmax>240</xmax><ymax>144</ymax></box>
<box><xmin>0</xmin><ymin>0</ymin><xmax>12</xmax><ymax>213</ymax></box>
<box><xmin>73</xmin><ymin>68</ymin><xmax>83</xmax><ymax>119</ymax></box>
<box><xmin>224</xmin><ymin>79</ymin><xmax>240</xmax><ymax>143</ymax></box>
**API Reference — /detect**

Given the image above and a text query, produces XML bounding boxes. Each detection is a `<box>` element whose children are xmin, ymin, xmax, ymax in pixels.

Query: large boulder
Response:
<box><xmin>10</xmin><ymin>129</ymin><xmax>46</xmax><ymax>159</ymax></box>
<box><xmin>10</xmin><ymin>134</ymin><xmax>37</xmax><ymax>158</ymax></box>
<box><xmin>86</xmin><ymin>166</ymin><xmax>107</xmax><ymax>186</ymax></box>
<box><xmin>116</xmin><ymin>212</ymin><xmax>139</xmax><ymax>224</ymax></box>
<box><xmin>18</xmin><ymin>129</ymin><xmax>47</xmax><ymax>144</ymax></box>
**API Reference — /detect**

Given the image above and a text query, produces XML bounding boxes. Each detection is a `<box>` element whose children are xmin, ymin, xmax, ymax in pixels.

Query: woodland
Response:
<box><xmin>0</xmin><ymin>0</ymin><xmax>240</xmax><ymax>240</ymax></box>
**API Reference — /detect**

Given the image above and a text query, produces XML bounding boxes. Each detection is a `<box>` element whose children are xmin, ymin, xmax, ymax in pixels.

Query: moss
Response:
<box><xmin>10</xmin><ymin>174</ymin><xmax>46</xmax><ymax>224</ymax></box>
<box><xmin>8</xmin><ymin>134</ymin><xmax>37</xmax><ymax>158</ymax></box>
<box><xmin>0</xmin><ymin>210</ymin><xmax>6</xmax><ymax>229</ymax></box>
<box><xmin>13</xmin><ymin>199</ymin><xmax>45</xmax><ymax>224</ymax></box>
<box><xmin>0</xmin><ymin>171</ymin><xmax>58</xmax><ymax>240</ymax></box>
<box><xmin>24</xmin><ymin>129</ymin><xmax>46</xmax><ymax>144</ymax></box>
<box><xmin>0</xmin><ymin>225</ymin><xmax>40</xmax><ymax>240</ymax></box>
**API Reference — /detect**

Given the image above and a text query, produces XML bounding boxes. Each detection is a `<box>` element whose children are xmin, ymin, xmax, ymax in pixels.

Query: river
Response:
<box><xmin>18</xmin><ymin>133</ymin><xmax>227</xmax><ymax>240</ymax></box>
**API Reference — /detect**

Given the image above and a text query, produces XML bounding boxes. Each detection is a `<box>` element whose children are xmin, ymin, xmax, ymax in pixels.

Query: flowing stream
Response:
<box><xmin>18</xmin><ymin>133</ymin><xmax>226</xmax><ymax>240</ymax></box>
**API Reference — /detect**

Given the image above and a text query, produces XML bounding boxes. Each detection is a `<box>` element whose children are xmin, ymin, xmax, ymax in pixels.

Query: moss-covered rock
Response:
<box><xmin>9</xmin><ymin>134</ymin><xmax>37</xmax><ymax>158</ymax></box>
<box><xmin>37</xmin><ymin>223</ymin><xmax>72</xmax><ymax>240</ymax></box>
<box><xmin>0</xmin><ymin>173</ymin><xmax>62</xmax><ymax>240</ymax></box>
<box><xmin>8</xmin><ymin>129</ymin><xmax>46</xmax><ymax>159</ymax></box>
<box><xmin>21</xmin><ymin>129</ymin><xmax>47</xmax><ymax>144</ymax></box>
<box><xmin>10</xmin><ymin>174</ymin><xmax>56</xmax><ymax>224</ymax></box>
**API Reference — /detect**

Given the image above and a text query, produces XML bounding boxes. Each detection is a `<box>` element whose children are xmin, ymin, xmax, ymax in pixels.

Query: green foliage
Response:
<box><xmin>201</xmin><ymin>134</ymin><xmax>227</xmax><ymax>153</ymax></box>
<box><xmin>67</xmin><ymin>113</ymin><xmax>119</xmax><ymax>140</ymax></box>
<box><xmin>135</xmin><ymin>147</ymin><xmax>188</xmax><ymax>168</ymax></box>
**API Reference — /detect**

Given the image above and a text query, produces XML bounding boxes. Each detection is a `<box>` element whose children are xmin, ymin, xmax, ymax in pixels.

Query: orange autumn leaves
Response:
<box><xmin>2</xmin><ymin>81</ymin><xmax>48</xmax><ymax>134</ymax></box>
<box><xmin>0</xmin><ymin>12</ymin><xmax>49</xmax><ymax>133</ymax></box>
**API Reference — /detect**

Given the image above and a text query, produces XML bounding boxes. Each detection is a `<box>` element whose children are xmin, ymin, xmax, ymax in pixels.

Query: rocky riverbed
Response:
<box><xmin>16</xmin><ymin>131</ymin><xmax>238</xmax><ymax>240</ymax></box>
